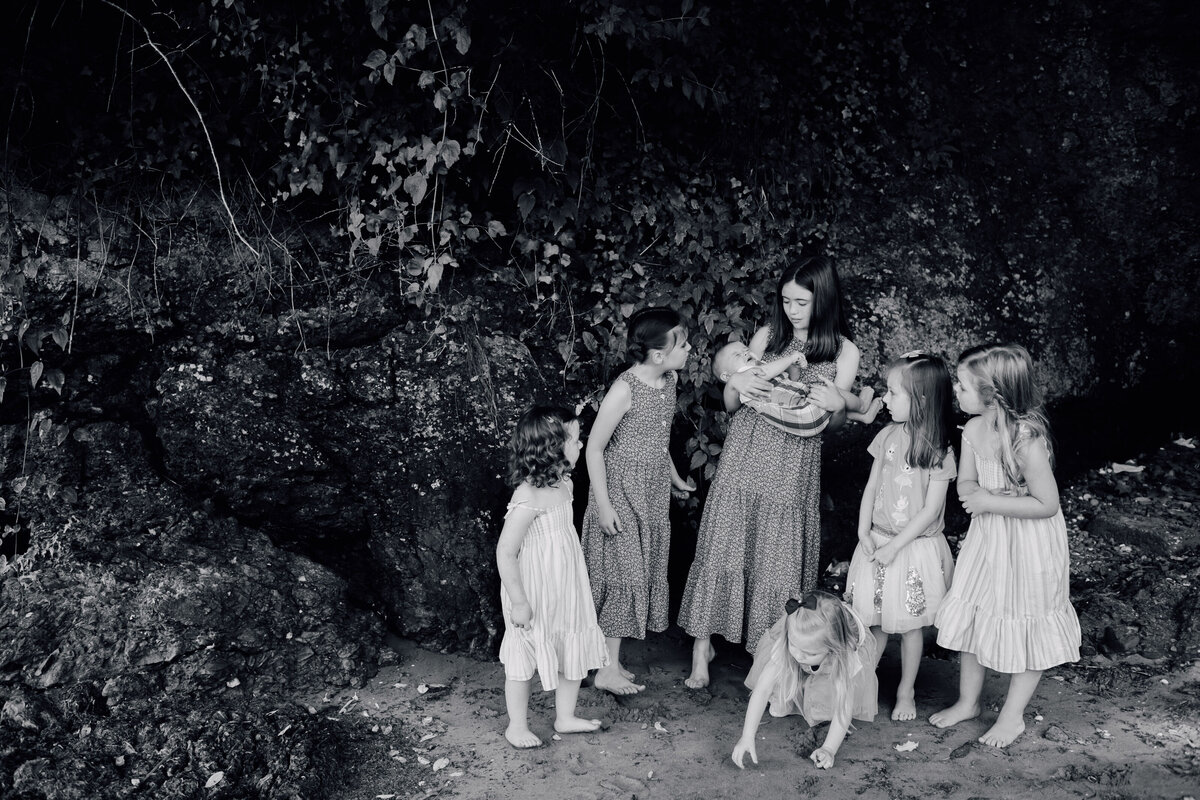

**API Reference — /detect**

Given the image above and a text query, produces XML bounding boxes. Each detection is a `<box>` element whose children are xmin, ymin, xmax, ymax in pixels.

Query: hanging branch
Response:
<box><xmin>95</xmin><ymin>0</ymin><xmax>261</xmax><ymax>258</ymax></box>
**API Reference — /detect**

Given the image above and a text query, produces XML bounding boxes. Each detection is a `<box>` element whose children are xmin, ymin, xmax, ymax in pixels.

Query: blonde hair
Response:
<box><xmin>783</xmin><ymin>591</ymin><xmax>862</xmax><ymax>729</ymax></box>
<box><xmin>958</xmin><ymin>343</ymin><xmax>1054</xmax><ymax>488</ymax></box>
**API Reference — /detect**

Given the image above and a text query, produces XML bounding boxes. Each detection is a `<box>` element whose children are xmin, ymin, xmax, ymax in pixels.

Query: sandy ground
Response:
<box><xmin>308</xmin><ymin>628</ymin><xmax>1199</xmax><ymax>800</ymax></box>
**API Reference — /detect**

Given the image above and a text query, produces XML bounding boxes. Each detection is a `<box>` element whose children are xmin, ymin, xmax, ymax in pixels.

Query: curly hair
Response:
<box><xmin>506</xmin><ymin>405</ymin><xmax>578</xmax><ymax>488</ymax></box>
<box><xmin>888</xmin><ymin>352</ymin><xmax>954</xmax><ymax>470</ymax></box>
<box><xmin>958</xmin><ymin>343</ymin><xmax>1054</xmax><ymax>488</ymax></box>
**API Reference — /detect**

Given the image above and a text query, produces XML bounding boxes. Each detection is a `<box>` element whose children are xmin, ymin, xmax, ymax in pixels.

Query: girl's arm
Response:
<box><xmin>807</xmin><ymin>339</ymin><xmax>860</xmax><ymax>432</ymax></box>
<box><xmin>962</xmin><ymin>437</ymin><xmax>1060</xmax><ymax>519</ymax></box>
<box><xmin>755</xmin><ymin>350</ymin><xmax>806</xmax><ymax>382</ymax></box>
<box><xmin>811</xmin><ymin>712</ymin><xmax>851</xmax><ymax>770</ymax></box>
<box><xmin>956</xmin><ymin>419</ymin><xmax>982</xmax><ymax>501</ymax></box>
<box><xmin>724</xmin><ymin>327</ymin><xmax>774</xmax><ymax>412</ymax></box>
<box><xmin>872</xmin><ymin>476</ymin><xmax>952</xmax><ymax>566</ymax></box>
<box><xmin>856</xmin><ymin>455</ymin><xmax>886</xmax><ymax>556</ymax></box>
<box><xmin>732</xmin><ymin>659</ymin><xmax>782</xmax><ymax>769</ymax></box>
<box><xmin>495</xmin><ymin>495</ymin><xmax>538</xmax><ymax>626</ymax></box>
<box><xmin>586</xmin><ymin>379</ymin><xmax>632</xmax><ymax>535</ymax></box>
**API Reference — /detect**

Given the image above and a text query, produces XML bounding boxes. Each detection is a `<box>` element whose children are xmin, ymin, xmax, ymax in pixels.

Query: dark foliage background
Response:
<box><xmin>0</xmin><ymin>2</ymin><xmax>1197</xmax><ymax>795</ymax></box>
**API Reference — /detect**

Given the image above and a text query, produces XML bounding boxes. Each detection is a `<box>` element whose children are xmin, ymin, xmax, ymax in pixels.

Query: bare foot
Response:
<box><xmin>979</xmin><ymin>717</ymin><xmax>1025</xmax><ymax>748</ymax></box>
<box><xmin>505</xmin><ymin>724</ymin><xmax>543</xmax><ymax>749</ymax></box>
<box><xmin>684</xmin><ymin>639</ymin><xmax>716</xmax><ymax>689</ymax></box>
<box><xmin>618</xmin><ymin>663</ymin><xmax>636</xmax><ymax>681</ymax></box>
<box><xmin>555</xmin><ymin>716</ymin><xmax>602</xmax><ymax>734</ymax></box>
<box><xmin>929</xmin><ymin>700</ymin><xmax>980</xmax><ymax>729</ymax></box>
<box><xmin>593</xmin><ymin>665</ymin><xmax>645</xmax><ymax>696</ymax></box>
<box><xmin>856</xmin><ymin>396</ymin><xmax>883</xmax><ymax>425</ymax></box>
<box><xmin>892</xmin><ymin>690</ymin><xmax>917</xmax><ymax>721</ymax></box>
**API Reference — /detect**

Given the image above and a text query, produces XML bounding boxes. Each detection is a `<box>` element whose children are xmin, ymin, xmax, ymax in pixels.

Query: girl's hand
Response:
<box><xmin>727</xmin><ymin>368</ymin><xmax>773</xmax><ymax>402</ymax></box>
<box><xmin>510</xmin><ymin>602</ymin><xmax>533</xmax><ymax>630</ymax></box>
<box><xmin>810</xmin><ymin>746</ymin><xmax>835</xmax><ymax>770</ymax></box>
<box><xmin>791</xmin><ymin>351</ymin><xmax>809</xmax><ymax>368</ymax></box>
<box><xmin>857</xmin><ymin>531</ymin><xmax>876</xmax><ymax>556</ymax></box>
<box><xmin>872</xmin><ymin>542</ymin><xmax>897</xmax><ymax>566</ymax></box>
<box><xmin>960</xmin><ymin>486</ymin><xmax>993</xmax><ymax>516</ymax></box>
<box><xmin>732</xmin><ymin>736</ymin><xmax>758</xmax><ymax>769</ymax></box>
<box><xmin>672</xmin><ymin>475</ymin><xmax>697</xmax><ymax>497</ymax></box>
<box><xmin>807</xmin><ymin>377</ymin><xmax>848</xmax><ymax>413</ymax></box>
<box><xmin>598</xmin><ymin>505</ymin><xmax>623</xmax><ymax>536</ymax></box>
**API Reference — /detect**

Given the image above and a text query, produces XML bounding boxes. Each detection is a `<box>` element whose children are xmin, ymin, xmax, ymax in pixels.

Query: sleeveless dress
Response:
<box><xmin>581</xmin><ymin>370</ymin><xmax>677</xmax><ymax>639</ymax></box>
<box><xmin>844</xmin><ymin>424</ymin><xmax>956</xmax><ymax>633</ymax></box>
<box><xmin>498</xmin><ymin>484</ymin><xmax>608</xmax><ymax>691</ymax></box>
<box><xmin>745</xmin><ymin>605</ymin><xmax>878</xmax><ymax>725</ymax></box>
<box><xmin>934</xmin><ymin>433</ymin><xmax>1081</xmax><ymax>673</ymax></box>
<box><xmin>678</xmin><ymin>333</ymin><xmax>838</xmax><ymax>653</ymax></box>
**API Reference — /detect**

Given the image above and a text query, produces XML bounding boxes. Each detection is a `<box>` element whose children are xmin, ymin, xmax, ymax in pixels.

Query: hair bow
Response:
<box><xmin>784</xmin><ymin>592</ymin><xmax>820</xmax><ymax>615</ymax></box>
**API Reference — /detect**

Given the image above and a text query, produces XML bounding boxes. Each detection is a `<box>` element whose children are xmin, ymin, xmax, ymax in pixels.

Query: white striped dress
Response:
<box><xmin>499</xmin><ymin>487</ymin><xmax>609</xmax><ymax>691</ymax></box>
<box><xmin>934</xmin><ymin>434</ymin><xmax>1081</xmax><ymax>673</ymax></box>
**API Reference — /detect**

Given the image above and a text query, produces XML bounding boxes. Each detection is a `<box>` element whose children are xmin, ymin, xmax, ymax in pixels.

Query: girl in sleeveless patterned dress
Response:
<box><xmin>931</xmin><ymin>344</ymin><xmax>1081</xmax><ymax>748</ymax></box>
<box><xmin>497</xmin><ymin>406</ymin><xmax>609</xmax><ymax>748</ymax></box>
<box><xmin>680</xmin><ymin>257</ymin><xmax>871</xmax><ymax>689</ymax></box>
<box><xmin>844</xmin><ymin>352</ymin><xmax>957</xmax><ymax>722</ymax></box>
<box><xmin>582</xmin><ymin>307</ymin><xmax>696</xmax><ymax>695</ymax></box>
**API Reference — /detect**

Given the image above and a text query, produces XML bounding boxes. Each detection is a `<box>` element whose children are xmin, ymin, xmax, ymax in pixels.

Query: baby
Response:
<box><xmin>713</xmin><ymin>342</ymin><xmax>879</xmax><ymax>436</ymax></box>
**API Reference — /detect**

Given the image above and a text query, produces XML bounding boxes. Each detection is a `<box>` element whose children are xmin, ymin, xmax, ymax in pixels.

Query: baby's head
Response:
<box><xmin>713</xmin><ymin>341</ymin><xmax>757</xmax><ymax>382</ymax></box>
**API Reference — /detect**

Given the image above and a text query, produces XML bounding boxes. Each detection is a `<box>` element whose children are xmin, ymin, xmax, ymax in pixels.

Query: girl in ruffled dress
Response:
<box><xmin>930</xmin><ymin>344</ymin><xmax>1081</xmax><ymax>748</ymax></box>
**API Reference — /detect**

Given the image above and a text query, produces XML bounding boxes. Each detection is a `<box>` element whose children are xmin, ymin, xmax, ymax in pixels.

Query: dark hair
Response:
<box><xmin>888</xmin><ymin>352</ymin><xmax>953</xmax><ymax>469</ymax></box>
<box><xmin>506</xmin><ymin>405</ymin><xmax>578</xmax><ymax>488</ymax></box>
<box><xmin>958</xmin><ymin>343</ymin><xmax>1053</xmax><ymax>487</ymax></box>
<box><xmin>625</xmin><ymin>306</ymin><xmax>683</xmax><ymax>364</ymax></box>
<box><xmin>767</xmin><ymin>256</ymin><xmax>852</xmax><ymax>362</ymax></box>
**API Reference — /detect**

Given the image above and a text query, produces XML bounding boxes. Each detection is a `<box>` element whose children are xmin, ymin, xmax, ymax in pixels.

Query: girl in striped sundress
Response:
<box><xmin>930</xmin><ymin>344</ymin><xmax>1081</xmax><ymax>749</ymax></box>
<box><xmin>496</xmin><ymin>406</ymin><xmax>608</xmax><ymax>749</ymax></box>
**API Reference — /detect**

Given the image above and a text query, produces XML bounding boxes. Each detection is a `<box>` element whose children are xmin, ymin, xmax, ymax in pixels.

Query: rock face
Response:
<box><xmin>150</xmin><ymin>327</ymin><xmax>548</xmax><ymax>654</ymax></box>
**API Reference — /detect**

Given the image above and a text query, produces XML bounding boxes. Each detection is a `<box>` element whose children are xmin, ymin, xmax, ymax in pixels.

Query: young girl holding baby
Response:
<box><xmin>732</xmin><ymin>591</ymin><xmax>878</xmax><ymax>770</ymax></box>
<box><xmin>582</xmin><ymin>307</ymin><xmax>695</xmax><ymax>695</ymax></box>
<box><xmin>844</xmin><ymin>351</ymin><xmax>957</xmax><ymax>722</ymax></box>
<box><xmin>931</xmin><ymin>344</ymin><xmax>1081</xmax><ymax>748</ymax></box>
<box><xmin>496</xmin><ymin>406</ymin><xmax>609</xmax><ymax>748</ymax></box>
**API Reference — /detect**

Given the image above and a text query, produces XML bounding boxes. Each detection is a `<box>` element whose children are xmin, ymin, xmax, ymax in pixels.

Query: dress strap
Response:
<box><xmin>504</xmin><ymin>500</ymin><xmax>545</xmax><ymax>520</ymax></box>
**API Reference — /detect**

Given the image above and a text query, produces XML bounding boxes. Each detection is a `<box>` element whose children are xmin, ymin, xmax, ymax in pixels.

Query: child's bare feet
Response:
<box><xmin>854</xmin><ymin>394</ymin><xmax>882</xmax><ymax>425</ymax></box>
<box><xmin>892</xmin><ymin>689</ymin><xmax>917</xmax><ymax>721</ymax></box>
<box><xmin>617</xmin><ymin>663</ymin><xmax>636</xmax><ymax>681</ymax></box>
<box><xmin>979</xmin><ymin>716</ymin><xmax>1025</xmax><ymax>748</ymax></box>
<box><xmin>555</xmin><ymin>716</ymin><xmax>602</xmax><ymax>735</ymax></box>
<box><xmin>684</xmin><ymin>638</ymin><xmax>716</xmax><ymax>689</ymax></box>
<box><xmin>505</xmin><ymin>724</ymin><xmax>543</xmax><ymax>749</ymax></box>
<box><xmin>929</xmin><ymin>700</ymin><xmax>980</xmax><ymax>729</ymax></box>
<box><xmin>593</xmin><ymin>665</ymin><xmax>645</xmax><ymax>695</ymax></box>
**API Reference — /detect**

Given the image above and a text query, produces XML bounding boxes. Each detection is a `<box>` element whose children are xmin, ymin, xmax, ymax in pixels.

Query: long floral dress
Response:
<box><xmin>581</xmin><ymin>370</ymin><xmax>677</xmax><ymax>639</ymax></box>
<box><xmin>678</xmin><ymin>335</ymin><xmax>838</xmax><ymax>653</ymax></box>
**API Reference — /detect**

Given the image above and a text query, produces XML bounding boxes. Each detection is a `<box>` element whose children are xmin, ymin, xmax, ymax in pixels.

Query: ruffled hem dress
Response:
<box><xmin>934</xmin><ymin>433</ymin><xmax>1081</xmax><ymax>673</ymax></box>
<box><xmin>582</xmin><ymin>370</ymin><xmax>677</xmax><ymax>639</ymax></box>
<box><xmin>499</xmin><ymin>486</ymin><xmax>609</xmax><ymax>691</ymax></box>
<box><xmin>844</xmin><ymin>424</ymin><xmax>956</xmax><ymax>633</ymax></box>
<box><xmin>678</xmin><ymin>334</ymin><xmax>837</xmax><ymax>653</ymax></box>
<box><xmin>745</xmin><ymin>606</ymin><xmax>878</xmax><ymax>726</ymax></box>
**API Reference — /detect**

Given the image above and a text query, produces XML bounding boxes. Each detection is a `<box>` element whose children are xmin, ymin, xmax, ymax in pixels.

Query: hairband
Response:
<box><xmin>900</xmin><ymin>349</ymin><xmax>930</xmax><ymax>359</ymax></box>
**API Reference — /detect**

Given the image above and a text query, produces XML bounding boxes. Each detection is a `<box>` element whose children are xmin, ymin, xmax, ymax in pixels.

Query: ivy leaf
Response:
<box><xmin>43</xmin><ymin>369</ymin><xmax>65</xmax><ymax>395</ymax></box>
<box><xmin>383</xmin><ymin>62</ymin><xmax>396</xmax><ymax>85</ymax></box>
<box><xmin>454</xmin><ymin>28</ymin><xmax>471</xmax><ymax>55</ymax></box>
<box><xmin>418</xmin><ymin>71</ymin><xmax>435</xmax><ymax>89</ymax></box>
<box><xmin>51</xmin><ymin>327</ymin><xmax>68</xmax><ymax>350</ymax></box>
<box><xmin>486</xmin><ymin>220</ymin><xmax>507</xmax><ymax>238</ymax></box>
<box><xmin>364</xmin><ymin>50</ymin><xmax>388</xmax><ymax>70</ymax></box>
<box><xmin>404</xmin><ymin>173</ymin><xmax>428</xmax><ymax>205</ymax></box>
<box><xmin>0</xmin><ymin>376</ymin><xmax>6</xmax><ymax>403</ymax></box>
<box><xmin>29</xmin><ymin>361</ymin><xmax>44</xmax><ymax>389</ymax></box>
<box><xmin>517</xmin><ymin>192</ymin><xmax>535</xmax><ymax>220</ymax></box>
<box><xmin>425</xmin><ymin>261</ymin><xmax>444</xmax><ymax>292</ymax></box>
